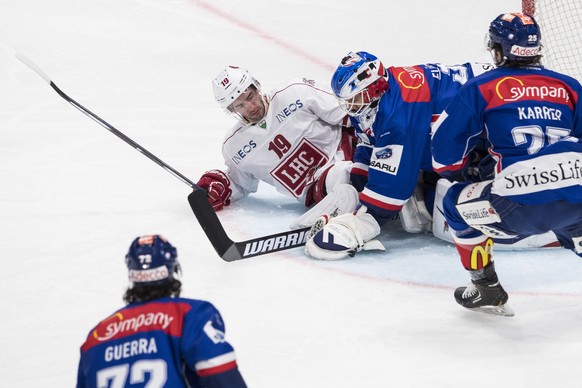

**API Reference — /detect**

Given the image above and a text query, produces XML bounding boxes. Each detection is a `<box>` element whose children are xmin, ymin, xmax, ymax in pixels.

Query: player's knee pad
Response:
<box><xmin>454</xmin><ymin>181</ymin><xmax>508</xmax><ymax>239</ymax></box>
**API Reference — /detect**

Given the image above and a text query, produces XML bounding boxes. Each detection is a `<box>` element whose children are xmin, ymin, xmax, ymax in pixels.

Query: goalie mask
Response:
<box><xmin>487</xmin><ymin>13</ymin><xmax>542</xmax><ymax>65</ymax></box>
<box><xmin>125</xmin><ymin>235</ymin><xmax>181</xmax><ymax>286</ymax></box>
<box><xmin>331</xmin><ymin>51</ymin><xmax>388</xmax><ymax>118</ymax></box>
<box><xmin>212</xmin><ymin>66</ymin><xmax>267</xmax><ymax>125</ymax></box>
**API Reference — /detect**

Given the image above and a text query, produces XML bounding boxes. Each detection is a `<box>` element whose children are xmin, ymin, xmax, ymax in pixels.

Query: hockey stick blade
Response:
<box><xmin>188</xmin><ymin>191</ymin><xmax>310</xmax><ymax>261</ymax></box>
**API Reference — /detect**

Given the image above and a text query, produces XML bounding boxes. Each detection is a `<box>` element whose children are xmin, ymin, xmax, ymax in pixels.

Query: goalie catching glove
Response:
<box><xmin>304</xmin><ymin>206</ymin><xmax>385</xmax><ymax>260</ymax></box>
<box><xmin>196</xmin><ymin>169</ymin><xmax>232</xmax><ymax>211</ymax></box>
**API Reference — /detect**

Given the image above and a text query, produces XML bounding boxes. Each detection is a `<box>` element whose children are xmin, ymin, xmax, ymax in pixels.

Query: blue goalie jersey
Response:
<box><xmin>350</xmin><ymin>62</ymin><xmax>492</xmax><ymax>221</ymax></box>
<box><xmin>76</xmin><ymin>297</ymin><xmax>243</xmax><ymax>388</ymax></box>
<box><xmin>432</xmin><ymin>66</ymin><xmax>582</xmax><ymax>205</ymax></box>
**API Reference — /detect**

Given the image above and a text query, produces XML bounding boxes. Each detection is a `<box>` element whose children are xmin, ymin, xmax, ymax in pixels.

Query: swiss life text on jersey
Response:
<box><xmin>432</xmin><ymin>66</ymin><xmax>582</xmax><ymax>205</ymax></box>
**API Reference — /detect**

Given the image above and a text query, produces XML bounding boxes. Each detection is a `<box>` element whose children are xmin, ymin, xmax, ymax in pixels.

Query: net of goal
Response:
<box><xmin>522</xmin><ymin>0</ymin><xmax>582</xmax><ymax>82</ymax></box>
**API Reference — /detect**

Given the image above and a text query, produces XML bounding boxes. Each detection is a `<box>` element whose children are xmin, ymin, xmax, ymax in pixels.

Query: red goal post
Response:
<box><xmin>522</xmin><ymin>0</ymin><xmax>582</xmax><ymax>82</ymax></box>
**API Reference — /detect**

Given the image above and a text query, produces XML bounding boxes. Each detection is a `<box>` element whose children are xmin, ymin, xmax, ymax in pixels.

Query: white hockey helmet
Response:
<box><xmin>212</xmin><ymin>66</ymin><xmax>262</xmax><ymax>110</ymax></box>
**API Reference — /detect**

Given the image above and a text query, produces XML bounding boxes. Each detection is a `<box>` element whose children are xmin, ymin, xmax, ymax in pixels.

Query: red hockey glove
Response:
<box><xmin>196</xmin><ymin>169</ymin><xmax>232</xmax><ymax>211</ymax></box>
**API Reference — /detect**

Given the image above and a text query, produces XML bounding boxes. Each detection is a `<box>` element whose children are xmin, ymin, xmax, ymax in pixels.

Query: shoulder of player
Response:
<box><xmin>470</xmin><ymin>66</ymin><xmax>579</xmax><ymax>90</ymax></box>
<box><xmin>173</xmin><ymin>296</ymin><xmax>217</xmax><ymax>311</ymax></box>
<box><xmin>268</xmin><ymin>78</ymin><xmax>333</xmax><ymax>100</ymax></box>
<box><xmin>178</xmin><ymin>298</ymin><xmax>224</xmax><ymax>325</ymax></box>
<box><xmin>150</xmin><ymin>297</ymin><xmax>221</xmax><ymax>321</ymax></box>
<box><xmin>540</xmin><ymin>66</ymin><xmax>582</xmax><ymax>90</ymax></box>
<box><xmin>222</xmin><ymin>121</ymin><xmax>249</xmax><ymax>148</ymax></box>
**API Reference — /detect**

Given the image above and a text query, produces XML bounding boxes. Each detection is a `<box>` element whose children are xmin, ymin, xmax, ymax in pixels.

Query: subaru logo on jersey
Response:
<box><xmin>369</xmin><ymin>144</ymin><xmax>403</xmax><ymax>176</ymax></box>
<box><xmin>375</xmin><ymin>147</ymin><xmax>393</xmax><ymax>159</ymax></box>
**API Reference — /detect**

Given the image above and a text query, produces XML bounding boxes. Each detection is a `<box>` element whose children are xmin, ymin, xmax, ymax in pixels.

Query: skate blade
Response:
<box><xmin>465</xmin><ymin>304</ymin><xmax>515</xmax><ymax>317</ymax></box>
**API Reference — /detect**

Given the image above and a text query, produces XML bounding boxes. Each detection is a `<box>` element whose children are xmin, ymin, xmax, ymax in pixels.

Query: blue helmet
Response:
<box><xmin>488</xmin><ymin>13</ymin><xmax>542</xmax><ymax>63</ymax></box>
<box><xmin>331</xmin><ymin>51</ymin><xmax>388</xmax><ymax>117</ymax></box>
<box><xmin>125</xmin><ymin>235</ymin><xmax>180</xmax><ymax>285</ymax></box>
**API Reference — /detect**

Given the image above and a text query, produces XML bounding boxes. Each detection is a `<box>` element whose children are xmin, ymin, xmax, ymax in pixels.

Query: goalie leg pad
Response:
<box><xmin>432</xmin><ymin>179</ymin><xmax>455</xmax><ymax>244</ymax></box>
<box><xmin>304</xmin><ymin>161</ymin><xmax>353</xmax><ymax>206</ymax></box>
<box><xmin>291</xmin><ymin>183</ymin><xmax>359</xmax><ymax>229</ymax></box>
<box><xmin>324</xmin><ymin>160</ymin><xmax>353</xmax><ymax>193</ymax></box>
<box><xmin>304</xmin><ymin>207</ymin><xmax>384</xmax><ymax>260</ymax></box>
<box><xmin>400</xmin><ymin>182</ymin><xmax>433</xmax><ymax>233</ymax></box>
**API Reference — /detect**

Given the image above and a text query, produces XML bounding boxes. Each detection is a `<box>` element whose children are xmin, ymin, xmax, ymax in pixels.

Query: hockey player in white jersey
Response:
<box><xmin>197</xmin><ymin>66</ymin><xmax>358</xmax><ymax>218</ymax></box>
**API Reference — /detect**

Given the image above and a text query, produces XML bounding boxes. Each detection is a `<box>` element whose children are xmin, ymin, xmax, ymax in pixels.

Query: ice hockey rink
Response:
<box><xmin>2</xmin><ymin>0</ymin><xmax>582</xmax><ymax>386</ymax></box>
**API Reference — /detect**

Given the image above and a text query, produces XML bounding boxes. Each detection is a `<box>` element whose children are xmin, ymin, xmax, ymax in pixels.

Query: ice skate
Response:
<box><xmin>454</xmin><ymin>280</ymin><xmax>514</xmax><ymax>317</ymax></box>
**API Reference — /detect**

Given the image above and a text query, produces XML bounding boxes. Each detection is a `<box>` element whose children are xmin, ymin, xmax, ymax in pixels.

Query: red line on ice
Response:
<box><xmin>192</xmin><ymin>0</ymin><xmax>334</xmax><ymax>71</ymax></box>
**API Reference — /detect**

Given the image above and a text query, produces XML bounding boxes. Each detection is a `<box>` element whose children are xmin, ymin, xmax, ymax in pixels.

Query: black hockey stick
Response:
<box><xmin>16</xmin><ymin>53</ymin><xmax>309</xmax><ymax>261</ymax></box>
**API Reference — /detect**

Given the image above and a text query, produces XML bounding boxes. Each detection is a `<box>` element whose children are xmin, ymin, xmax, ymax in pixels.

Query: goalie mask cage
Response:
<box><xmin>522</xmin><ymin>0</ymin><xmax>582</xmax><ymax>82</ymax></box>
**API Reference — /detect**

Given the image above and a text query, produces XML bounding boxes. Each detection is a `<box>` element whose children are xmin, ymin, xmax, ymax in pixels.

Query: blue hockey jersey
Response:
<box><xmin>432</xmin><ymin>66</ymin><xmax>582</xmax><ymax>205</ymax></box>
<box><xmin>76</xmin><ymin>297</ymin><xmax>245</xmax><ymax>388</ymax></box>
<box><xmin>350</xmin><ymin>63</ymin><xmax>492</xmax><ymax>221</ymax></box>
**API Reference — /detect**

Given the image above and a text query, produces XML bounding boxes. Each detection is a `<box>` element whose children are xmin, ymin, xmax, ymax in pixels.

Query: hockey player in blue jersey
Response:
<box><xmin>76</xmin><ymin>235</ymin><xmax>247</xmax><ymax>387</ymax></box>
<box><xmin>304</xmin><ymin>50</ymin><xmax>493</xmax><ymax>260</ymax></box>
<box><xmin>431</xmin><ymin>13</ymin><xmax>582</xmax><ymax>316</ymax></box>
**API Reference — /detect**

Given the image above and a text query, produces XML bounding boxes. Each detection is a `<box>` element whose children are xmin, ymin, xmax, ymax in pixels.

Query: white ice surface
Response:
<box><xmin>2</xmin><ymin>1</ymin><xmax>582</xmax><ymax>387</ymax></box>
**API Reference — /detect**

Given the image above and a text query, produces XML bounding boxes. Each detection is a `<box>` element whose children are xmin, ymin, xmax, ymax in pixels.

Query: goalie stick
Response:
<box><xmin>16</xmin><ymin>53</ymin><xmax>310</xmax><ymax>261</ymax></box>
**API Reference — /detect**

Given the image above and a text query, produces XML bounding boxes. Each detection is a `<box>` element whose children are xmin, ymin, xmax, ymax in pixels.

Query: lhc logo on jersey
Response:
<box><xmin>481</xmin><ymin>75</ymin><xmax>576</xmax><ymax>109</ymax></box>
<box><xmin>271</xmin><ymin>139</ymin><xmax>328</xmax><ymax>197</ymax></box>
